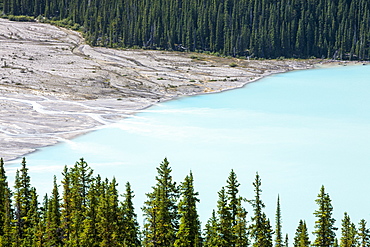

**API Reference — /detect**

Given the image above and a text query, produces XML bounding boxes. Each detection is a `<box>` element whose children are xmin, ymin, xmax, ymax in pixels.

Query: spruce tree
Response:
<box><xmin>226</xmin><ymin>169</ymin><xmax>248</xmax><ymax>247</ymax></box>
<box><xmin>45</xmin><ymin>176</ymin><xmax>62</xmax><ymax>246</ymax></box>
<box><xmin>358</xmin><ymin>219</ymin><xmax>370</xmax><ymax>247</ymax></box>
<box><xmin>13</xmin><ymin>157</ymin><xmax>33</xmax><ymax>245</ymax></box>
<box><xmin>233</xmin><ymin>196</ymin><xmax>249</xmax><ymax>247</ymax></box>
<box><xmin>142</xmin><ymin>158</ymin><xmax>179</xmax><ymax>246</ymax></box>
<box><xmin>340</xmin><ymin>212</ymin><xmax>358</xmax><ymax>247</ymax></box>
<box><xmin>275</xmin><ymin>195</ymin><xmax>283</xmax><ymax>247</ymax></box>
<box><xmin>284</xmin><ymin>234</ymin><xmax>289</xmax><ymax>247</ymax></box>
<box><xmin>60</xmin><ymin>165</ymin><xmax>72</xmax><ymax>243</ymax></box>
<box><xmin>293</xmin><ymin>220</ymin><xmax>310</xmax><ymax>247</ymax></box>
<box><xmin>226</xmin><ymin>169</ymin><xmax>240</xmax><ymax>227</ymax></box>
<box><xmin>95</xmin><ymin>178</ymin><xmax>121</xmax><ymax>246</ymax></box>
<box><xmin>69</xmin><ymin>158</ymin><xmax>94</xmax><ymax>246</ymax></box>
<box><xmin>249</xmin><ymin>172</ymin><xmax>273</xmax><ymax>247</ymax></box>
<box><xmin>121</xmin><ymin>182</ymin><xmax>141</xmax><ymax>246</ymax></box>
<box><xmin>0</xmin><ymin>158</ymin><xmax>13</xmax><ymax>246</ymax></box>
<box><xmin>204</xmin><ymin>210</ymin><xmax>220</xmax><ymax>247</ymax></box>
<box><xmin>216</xmin><ymin>187</ymin><xmax>233</xmax><ymax>246</ymax></box>
<box><xmin>174</xmin><ymin>172</ymin><xmax>202</xmax><ymax>247</ymax></box>
<box><xmin>312</xmin><ymin>185</ymin><xmax>337</xmax><ymax>247</ymax></box>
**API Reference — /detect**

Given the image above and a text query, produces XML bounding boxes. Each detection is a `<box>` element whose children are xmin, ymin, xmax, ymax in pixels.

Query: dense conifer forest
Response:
<box><xmin>0</xmin><ymin>0</ymin><xmax>370</xmax><ymax>60</ymax></box>
<box><xmin>0</xmin><ymin>157</ymin><xmax>369</xmax><ymax>246</ymax></box>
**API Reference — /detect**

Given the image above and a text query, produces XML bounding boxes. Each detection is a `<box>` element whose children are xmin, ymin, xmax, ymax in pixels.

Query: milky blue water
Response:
<box><xmin>6</xmin><ymin>64</ymin><xmax>370</xmax><ymax>239</ymax></box>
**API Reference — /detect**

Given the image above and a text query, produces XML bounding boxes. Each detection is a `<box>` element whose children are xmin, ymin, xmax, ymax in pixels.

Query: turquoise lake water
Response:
<box><xmin>7</xmin><ymin>64</ymin><xmax>370</xmax><ymax>238</ymax></box>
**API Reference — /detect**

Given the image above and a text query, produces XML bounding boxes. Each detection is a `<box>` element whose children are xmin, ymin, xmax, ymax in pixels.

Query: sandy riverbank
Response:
<box><xmin>1</xmin><ymin>18</ymin><xmax>354</xmax><ymax>161</ymax></box>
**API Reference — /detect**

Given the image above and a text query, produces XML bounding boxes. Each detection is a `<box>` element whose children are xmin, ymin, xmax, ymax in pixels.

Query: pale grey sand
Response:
<box><xmin>0</xmin><ymin>18</ymin><xmax>319</xmax><ymax>161</ymax></box>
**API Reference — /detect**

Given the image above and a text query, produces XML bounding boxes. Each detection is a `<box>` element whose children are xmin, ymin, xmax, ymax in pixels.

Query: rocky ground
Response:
<box><xmin>0</xmin><ymin>18</ymin><xmax>320</xmax><ymax>161</ymax></box>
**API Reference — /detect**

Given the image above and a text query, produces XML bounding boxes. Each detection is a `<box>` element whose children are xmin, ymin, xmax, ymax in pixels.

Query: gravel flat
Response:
<box><xmin>0</xmin><ymin>18</ymin><xmax>317</xmax><ymax>161</ymax></box>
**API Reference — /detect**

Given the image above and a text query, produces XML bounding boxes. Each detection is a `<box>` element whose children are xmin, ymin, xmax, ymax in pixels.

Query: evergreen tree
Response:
<box><xmin>2</xmin><ymin>0</ymin><xmax>369</xmax><ymax>59</ymax></box>
<box><xmin>121</xmin><ymin>182</ymin><xmax>141</xmax><ymax>246</ymax></box>
<box><xmin>22</xmin><ymin>187</ymin><xmax>39</xmax><ymax>246</ymax></box>
<box><xmin>294</xmin><ymin>220</ymin><xmax>310</xmax><ymax>247</ymax></box>
<box><xmin>142</xmin><ymin>158</ymin><xmax>179</xmax><ymax>246</ymax></box>
<box><xmin>275</xmin><ymin>195</ymin><xmax>283</xmax><ymax>247</ymax></box>
<box><xmin>13</xmin><ymin>157</ymin><xmax>33</xmax><ymax>245</ymax></box>
<box><xmin>45</xmin><ymin>176</ymin><xmax>62</xmax><ymax>246</ymax></box>
<box><xmin>358</xmin><ymin>219</ymin><xmax>370</xmax><ymax>247</ymax></box>
<box><xmin>226</xmin><ymin>169</ymin><xmax>240</xmax><ymax>227</ymax></box>
<box><xmin>216</xmin><ymin>187</ymin><xmax>233</xmax><ymax>246</ymax></box>
<box><xmin>68</xmin><ymin>158</ymin><xmax>94</xmax><ymax>246</ymax></box>
<box><xmin>233</xmin><ymin>196</ymin><xmax>249</xmax><ymax>247</ymax></box>
<box><xmin>284</xmin><ymin>234</ymin><xmax>289</xmax><ymax>247</ymax></box>
<box><xmin>0</xmin><ymin>158</ymin><xmax>13</xmax><ymax>246</ymax></box>
<box><xmin>226</xmin><ymin>169</ymin><xmax>248</xmax><ymax>247</ymax></box>
<box><xmin>249</xmin><ymin>172</ymin><xmax>273</xmax><ymax>247</ymax></box>
<box><xmin>95</xmin><ymin>178</ymin><xmax>121</xmax><ymax>246</ymax></box>
<box><xmin>204</xmin><ymin>210</ymin><xmax>220</xmax><ymax>247</ymax></box>
<box><xmin>174</xmin><ymin>172</ymin><xmax>202</xmax><ymax>247</ymax></box>
<box><xmin>60</xmin><ymin>165</ymin><xmax>72</xmax><ymax>243</ymax></box>
<box><xmin>340</xmin><ymin>212</ymin><xmax>358</xmax><ymax>247</ymax></box>
<box><xmin>312</xmin><ymin>185</ymin><xmax>337</xmax><ymax>247</ymax></box>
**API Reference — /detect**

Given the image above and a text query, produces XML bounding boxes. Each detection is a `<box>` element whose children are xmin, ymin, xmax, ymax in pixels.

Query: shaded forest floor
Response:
<box><xmin>0</xmin><ymin>18</ymin><xmax>356</xmax><ymax>161</ymax></box>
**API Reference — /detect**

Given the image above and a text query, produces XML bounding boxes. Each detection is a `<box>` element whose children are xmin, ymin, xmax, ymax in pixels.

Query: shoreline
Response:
<box><xmin>1</xmin><ymin>18</ymin><xmax>368</xmax><ymax>162</ymax></box>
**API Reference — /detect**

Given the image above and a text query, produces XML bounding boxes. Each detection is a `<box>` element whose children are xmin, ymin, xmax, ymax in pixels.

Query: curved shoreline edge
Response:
<box><xmin>1</xmin><ymin>18</ymin><xmax>368</xmax><ymax>162</ymax></box>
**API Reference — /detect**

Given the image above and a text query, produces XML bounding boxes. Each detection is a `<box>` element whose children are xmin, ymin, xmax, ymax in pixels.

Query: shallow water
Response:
<box><xmin>7</xmin><ymin>64</ymin><xmax>370</xmax><ymax>238</ymax></box>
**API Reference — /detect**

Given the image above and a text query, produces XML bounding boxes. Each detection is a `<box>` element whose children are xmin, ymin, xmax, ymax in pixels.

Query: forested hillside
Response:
<box><xmin>1</xmin><ymin>0</ymin><xmax>369</xmax><ymax>60</ymax></box>
<box><xmin>0</xmin><ymin>157</ymin><xmax>369</xmax><ymax>246</ymax></box>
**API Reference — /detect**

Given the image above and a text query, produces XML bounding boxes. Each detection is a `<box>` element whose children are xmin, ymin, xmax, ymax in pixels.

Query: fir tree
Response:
<box><xmin>45</xmin><ymin>176</ymin><xmax>62</xmax><ymax>246</ymax></box>
<box><xmin>249</xmin><ymin>172</ymin><xmax>273</xmax><ymax>247</ymax></box>
<box><xmin>13</xmin><ymin>157</ymin><xmax>33</xmax><ymax>245</ymax></box>
<box><xmin>340</xmin><ymin>212</ymin><xmax>358</xmax><ymax>247</ymax></box>
<box><xmin>0</xmin><ymin>158</ymin><xmax>13</xmax><ymax>246</ymax></box>
<box><xmin>312</xmin><ymin>185</ymin><xmax>337</xmax><ymax>247</ymax></box>
<box><xmin>284</xmin><ymin>234</ymin><xmax>289</xmax><ymax>247</ymax></box>
<box><xmin>204</xmin><ymin>210</ymin><xmax>220</xmax><ymax>247</ymax></box>
<box><xmin>358</xmin><ymin>219</ymin><xmax>370</xmax><ymax>247</ymax></box>
<box><xmin>293</xmin><ymin>220</ymin><xmax>310</xmax><ymax>247</ymax></box>
<box><xmin>121</xmin><ymin>182</ymin><xmax>141</xmax><ymax>246</ymax></box>
<box><xmin>68</xmin><ymin>158</ymin><xmax>94</xmax><ymax>246</ymax></box>
<box><xmin>174</xmin><ymin>172</ymin><xmax>202</xmax><ymax>247</ymax></box>
<box><xmin>216</xmin><ymin>187</ymin><xmax>233</xmax><ymax>246</ymax></box>
<box><xmin>233</xmin><ymin>196</ymin><xmax>249</xmax><ymax>247</ymax></box>
<box><xmin>226</xmin><ymin>169</ymin><xmax>249</xmax><ymax>247</ymax></box>
<box><xmin>275</xmin><ymin>195</ymin><xmax>283</xmax><ymax>247</ymax></box>
<box><xmin>95</xmin><ymin>178</ymin><xmax>121</xmax><ymax>246</ymax></box>
<box><xmin>60</xmin><ymin>165</ymin><xmax>72</xmax><ymax>243</ymax></box>
<box><xmin>142</xmin><ymin>158</ymin><xmax>179</xmax><ymax>246</ymax></box>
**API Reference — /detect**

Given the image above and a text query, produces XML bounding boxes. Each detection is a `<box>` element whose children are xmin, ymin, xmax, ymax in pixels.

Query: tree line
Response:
<box><xmin>0</xmin><ymin>0</ymin><xmax>369</xmax><ymax>60</ymax></box>
<box><xmin>0</xmin><ymin>157</ymin><xmax>369</xmax><ymax>246</ymax></box>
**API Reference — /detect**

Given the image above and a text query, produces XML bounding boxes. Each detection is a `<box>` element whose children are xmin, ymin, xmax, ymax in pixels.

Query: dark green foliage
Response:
<box><xmin>13</xmin><ymin>157</ymin><xmax>35</xmax><ymax>246</ymax></box>
<box><xmin>358</xmin><ymin>219</ymin><xmax>370</xmax><ymax>247</ymax></box>
<box><xmin>142</xmin><ymin>158</ymin><xmax>179</xmax><ymax>246</ymax></box>
<box><xmin>312</xmin><ymin>185</ymin><xmax>337</xmax><ymax>247</ymax></box>
<box><xmin>204</xmin><ymin>210</ymin><xmax>219</xmax><ymax>247</ymax></box>
<box><xmin>0</xmin><ymin>157</ymin><xmax>369</xmax><ymax>246</ymax></box>
<box><xmin>1</xmin><ymin>0</ymin><xmax>370</xmax><ymax>59</ymax></box>
<box><xmin>203</xmin><ymin>169</ymin><xmax>249</xmax><ymax>247</ymax></box>
<box><xmin>121</xmin><ymin>182</ymin><xmax>141</xmax><ymax>247</ymax></box>
<box><xmin>0</xmin><ymin>158</ymin><xmax>13</xmax><ymax>246</ymax></box>
<box><xmin>284</xmin><ymin>234</ymin><xmax>288</xmax><ymax>247</ymax></box>
<box><xmin>340</xmin><ymin>212</ymin><xmax>358</xmax><ymax>247</ymax></box>
<box><xmin>275</xmin><ymin>195</ymin><xmax>283</xmax><ymax>247</ymax></box>
<box><xmin>249</xmin><ymin>172</ymin><xmax>273</xmax><ymax>247</ymax></box>
<box><xmin>175</xmin><ymin>172</ymin><xmax>202</xmax><ymax>247</ymax></box>
<box><xmin>293</xmin><ymin>220</ymin><xmax>310</xmax><ymax>247</ymax></box>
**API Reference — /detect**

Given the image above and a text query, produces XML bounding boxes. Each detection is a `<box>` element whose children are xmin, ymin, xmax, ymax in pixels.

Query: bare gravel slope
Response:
<box><xmin>0</xmin><ymin>18</ymin><xmax>316</xmax><ymax>161</ymax></box>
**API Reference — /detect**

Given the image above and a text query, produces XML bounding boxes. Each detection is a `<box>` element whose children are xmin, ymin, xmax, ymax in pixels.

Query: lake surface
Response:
<box><xmin>7</xmin><ymin>63</ymin><xmax>370</xmax><ymax>239</ymax></box>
